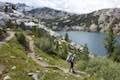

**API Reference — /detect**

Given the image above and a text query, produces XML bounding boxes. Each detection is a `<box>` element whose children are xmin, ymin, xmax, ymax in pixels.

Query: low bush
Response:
<box><xmin>15</xmin><ymin>32</ymin><xmax>29</xmax><ymax>50</ymax></box>
<box><xmin>35</xmin><ymin>36</ymin><xmax>55</xmax><ymax>53</ymax></box>
<box><xmin>77</xmin><ymin>57</ymin><xmax>120</xmax><ymax>80</ymax></box>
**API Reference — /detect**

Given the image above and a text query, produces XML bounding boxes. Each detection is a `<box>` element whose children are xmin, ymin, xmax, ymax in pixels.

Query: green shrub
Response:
<box><xmin>112</xmin><ymin>44</ymin><xmax>120</xmax><ymax>62</ymax></box>
<box><xmin>57</xmin><ymin>43</ymin><xmax>68</xmax><ymax>59</ymax></box>
<box><xmin>77</xmin><ymin>57</ymin><xmax>120</xmax><ymax>80</ymax></box>
<box><xmin>79</xmin><ymin>44</ymin><xmax>89</xmax><ymax>61</ymax></box>
<box><xmin>35</xmin><ymin>36</ymin><xmax>69</xmax><ymax>59</ymax></box>
<box><xmin>32</xmin><ymin>26</ymin><xmax>49</xmax><ymax>38</ymax></box>
<box><xmin>35</xmin><ymin>36</ymin><xmax>55</xmax><ymax>53</ymax></box>
<box><xmin>15</xmin><ymin>32</ymin><xmax>28</xmax><ymax>50</ymax></box>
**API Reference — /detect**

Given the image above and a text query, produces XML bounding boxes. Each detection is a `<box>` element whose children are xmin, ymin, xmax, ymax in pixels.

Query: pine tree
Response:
<box><xmin>65</xmin><ymin>33</ymin><xmax>70</xmax><ymax>42</ymax></box>
<box><xmin>112</xmin><ymin>44</ymin><xmax>120</xmax><ymax>62</ymax></box>
<box><xmin>4</xmin><ymin>5</ymin><xmax>8</xmax><ymax>13</ymax></box>
<box><xmin>49</xmin><ymin>36</ymin><xmax>54</xmax><ymax>52</ymax></box>
<box><xmin>6</xmin><ymin>19</ymin><xmax>15</xmax><ymax>29</ymax></box>
<box><xmin>104</xmin><ymin>27</ymin><xmax>116</xmax><ymax>57</ymax></box>
<box><xmin>55</xmin><ymin>41</ymin><xmax>59</xmax><ymax>51</ymax></box>
<box><xmin>32</xmin><ymin>26</ymin><xmax>38</xmax><ymax>36</ymax></box>
<box><xmin>20</xmin><ymin>22</ymin><xmax>26</xmax><ymax>30</ymax></box>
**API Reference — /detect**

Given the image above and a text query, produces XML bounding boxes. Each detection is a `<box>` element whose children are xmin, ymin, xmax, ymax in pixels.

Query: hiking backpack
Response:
<box><xmin>66</xmin><ymin>54</ymin><xmax>72</xmax><ymax>63</ymax></box>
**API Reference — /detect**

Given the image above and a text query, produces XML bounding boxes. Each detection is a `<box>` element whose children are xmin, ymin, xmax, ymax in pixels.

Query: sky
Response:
<box><xmin>0</xmin><ymin>0</ymin><xmax>120</xmax><ymax>14</ymax></box>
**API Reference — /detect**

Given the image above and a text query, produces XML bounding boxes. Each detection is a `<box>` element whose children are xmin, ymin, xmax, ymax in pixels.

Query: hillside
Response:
<box><xmin>0</xmin><ymin>32</ymin><xmax>83</xmax><ymax>80</ymax></box>
<box><xmin>0</xmin><ymin>29</ymin><xmax>120</xmax><ymax>80</ymax></box>
<box><xmin>25</xmin><ymin>7</ymin><xmax>72</xmax><ymax>19</ymax></box>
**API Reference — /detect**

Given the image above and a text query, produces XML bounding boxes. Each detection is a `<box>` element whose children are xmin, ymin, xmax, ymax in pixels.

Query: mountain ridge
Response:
<box><xmin>30</xmin><ymin>7</ymin><xmax>120</xmax><ymax>34</ymax></box>
<box><xmin>0</xmin><ymin>2</ymin><xmax>120</xmax><ymax>34</ymax></box>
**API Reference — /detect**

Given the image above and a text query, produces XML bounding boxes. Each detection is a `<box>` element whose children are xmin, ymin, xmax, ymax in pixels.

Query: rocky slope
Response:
<box><xmin>0</xmin><ymin>2</ymin><xmax>120</xmax><ymax>34</ymax></box>
<box><xmin>0</xmin><ymin>1</ymin><xmax>33</xmax><ymax>12</ymax></box>
<box><xmin>0</xmin><ymin>2</ymin><xmax>29</xmax><ymax>27</ymax></box>
<box><xmin>28</xmin><ymin>8</ymin><xmax>120</xmax><ymax>34</ymax></box>
<box><xmin>15</xmin><ymin>3</ymin><xmax>34</xmax><ymax>12</ymax></box>
<box><xmin>25</xmin><ymin>7</ymin><xmax>72</xmax><ymax>19</ymax></box>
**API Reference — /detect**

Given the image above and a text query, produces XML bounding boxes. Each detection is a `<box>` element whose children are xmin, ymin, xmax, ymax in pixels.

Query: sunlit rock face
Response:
<box><xmin>27</xmin><ymin>7</ymin><xmax>120</xmax><ymax>34</ymax></box>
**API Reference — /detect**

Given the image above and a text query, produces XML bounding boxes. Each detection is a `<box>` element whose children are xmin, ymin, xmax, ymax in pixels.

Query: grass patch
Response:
<box><xmin>0</xmin><ymin>38</ymin><xmax>44</xmax><ymax>80</ymax></box>
<box><xmin>35</xmin><ymin>47</ymin><xmax>69</xmax><ymax>69</ymax></box>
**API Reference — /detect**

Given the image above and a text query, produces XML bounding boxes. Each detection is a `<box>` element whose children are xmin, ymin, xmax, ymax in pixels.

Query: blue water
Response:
<box><xmin>57</xmin><ymin>31</ymin><xmax>120</xmax><ymax>56</ymax></box>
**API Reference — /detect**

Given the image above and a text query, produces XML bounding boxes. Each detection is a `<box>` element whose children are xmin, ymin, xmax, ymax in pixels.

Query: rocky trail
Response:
<box><xmin>0</xmin><ymin>31</ymin><xmax>15</xmax><ymax>46</ymax></box>
<box><xmin>26</xmin><ymin>35</ymin><xmax>89</xmax><ymax>78</ymax></box>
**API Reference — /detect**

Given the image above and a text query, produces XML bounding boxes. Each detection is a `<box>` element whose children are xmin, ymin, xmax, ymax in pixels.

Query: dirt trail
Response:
<box><xmin>26</xmin><ymin>36</ymin><xmax>50</xmax><ymax>67</ymax></box>
<box><xmin>0</xmin><ymin>31</ymin><xmax>15</xmax><ymax>45</ymax></box>
<box><xmin>26</xmin><ymin>36</ymin><xmax>69</xmax><ymax>71</ymax></box>
<box><xmin>26</xmin><ymin>35</ymin><xmax>89</xmax><ymax>77</ymax></box>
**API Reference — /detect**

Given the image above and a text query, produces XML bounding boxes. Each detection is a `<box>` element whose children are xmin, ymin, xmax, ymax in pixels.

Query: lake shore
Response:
<box><xmin>56</xmin><ymin>31</ymin><xmax>120</xmax><ymax>56</ymax></box>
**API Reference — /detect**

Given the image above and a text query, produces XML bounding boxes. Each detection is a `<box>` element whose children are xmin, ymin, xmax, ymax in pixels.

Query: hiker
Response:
<box><xmin>66</xmin><ymin>52</ymin><xmax>76</xmax><ymax>73</ymax></box>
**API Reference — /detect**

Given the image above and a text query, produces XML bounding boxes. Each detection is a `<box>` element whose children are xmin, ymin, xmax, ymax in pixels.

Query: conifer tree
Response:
<box><xmin>112</xmin><ymin>44</ymin><xmax>120</xmax><ymax>62</ymax></box>
<box><xmin>104</xmin><ymin>27</ymin><xmax>116</xmax><ymax>57</ymax></box>
<box><xmin>65</xmin><ymin>33</ymin><xmax>70</xmax><ymax>42</ymax></box>
<box><xmin>4</xmin><ymin>5</ymin><xmax>8</xmax><ymax>13</ymax></box>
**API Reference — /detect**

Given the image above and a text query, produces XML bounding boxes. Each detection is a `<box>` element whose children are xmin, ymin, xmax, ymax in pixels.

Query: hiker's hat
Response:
<box><xmin>68</xmin><ymin>52</ymin><xmax>72</xmax><ymax>55</ymax></box>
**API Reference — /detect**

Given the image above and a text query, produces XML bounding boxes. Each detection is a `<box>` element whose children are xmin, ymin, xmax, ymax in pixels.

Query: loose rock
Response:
<box><xmin>0</xmin><ymin>64</ymin><xmax>6</xmax><ymax>75</ymax></box>
<box><xmin>28</xmin><ymin>71</ymin><xmax>43</xmax><ymax>80</ymax></box>
<box><xmin>3</xmin><ymin>75</ymin><xmax>11</xmax><ymax>80</ymax></box>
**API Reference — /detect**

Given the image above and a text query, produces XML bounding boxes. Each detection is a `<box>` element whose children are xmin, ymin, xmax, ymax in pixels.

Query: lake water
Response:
<box><xmin>57</xmin><ymin>31</ymin><xmax>120</xmax><ymax>56</ymax></box>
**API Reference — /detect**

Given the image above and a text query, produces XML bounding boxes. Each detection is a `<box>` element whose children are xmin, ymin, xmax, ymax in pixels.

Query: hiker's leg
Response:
<box><xmin>69</xmin><ymin>63</ymin><xmax>72</xmax><ymax>72</ymax></box>
<box><xmin>71</xmin><ymin>62</ymin><xmax>75</xmax><ymax>73</ymax></box>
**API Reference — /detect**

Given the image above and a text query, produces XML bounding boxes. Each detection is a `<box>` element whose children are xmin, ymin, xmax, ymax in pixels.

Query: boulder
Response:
<box><xmin>3</xmin><ymin>75</ymin><xmax>11</xmax><ymax>80</ymax></box>
<box><xmin>11</xmin><ymin>66</ymin><xmax>16</xmax><ymax>70</ymax></box>
<box><xmin>0</xmin><ymin>64</ymin><xmax>6</xmax><ymax>75</ymax></box>
<box><xmin>28</xmin><ymin>71</ymin><xmax>43</xmax><ymax>80</ymax></box>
